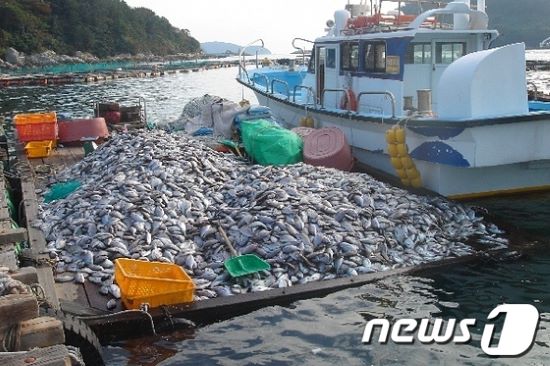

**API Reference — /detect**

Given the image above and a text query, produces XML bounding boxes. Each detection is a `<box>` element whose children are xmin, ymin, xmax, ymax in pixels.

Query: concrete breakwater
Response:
<box><xmin>35</xmin><ymin>131</ymin><xmax>507</xmax><ymax>307</ymax></box>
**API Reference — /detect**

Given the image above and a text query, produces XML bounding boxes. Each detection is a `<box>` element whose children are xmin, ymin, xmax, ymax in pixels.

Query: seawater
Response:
<box><xmin>1</xmin><ymin>66</ymin><xmax>549</xmax><ymax>366</ymax></box>
<box><xmin>0</xmin><ymin>66</ymin><xmax>258</xmax><ymax>123</ymax></box>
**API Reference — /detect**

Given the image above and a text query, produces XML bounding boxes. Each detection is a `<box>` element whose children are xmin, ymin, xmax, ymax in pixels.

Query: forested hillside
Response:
<box><xmin>487</xmin><ymin>0</ymin><xmax>550</xmax><ymax>48</ymax></box>
<box><xmin>404</xmin><ymin>0</ymin><xmax>550</xmax><ymax>48</ymax></box>
<box><xmin>0</xmin><ymin>0</ymin><xmax>200</xmax><ymax>58</ymax></box>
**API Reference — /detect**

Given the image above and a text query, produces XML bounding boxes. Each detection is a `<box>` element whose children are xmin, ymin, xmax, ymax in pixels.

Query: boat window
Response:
<box><xmin>326</xmin><ymin>48</ymin><xmax>336</xmax><ymax>69</ymax></box>
<box><xmin>406</xmin><ymin>43</ymin><xmax>432</xmax><ymax>64</ymax></box>
<box><xmin>319</xmin><ymin>47</ymin><xmax>326</xmax><ymax>66</ymax></box>
<box><xmin>308</xmin><ymin>49</ymin><xmax>315</xmax><ymax>73</ymax></box>
<box><xmin>436</xmin><ymin>42</ymin><xmax>466</xmax><ymax>64</ymax></box>
<box><xmin>364</xmin><ymin>42</ymin><xmax>386</xmax><ymax>73</ymax></box>
<box><xmin>341</xmin><ymin>42</ymin><xmax>359</xmax><ymax>72</ymax></box>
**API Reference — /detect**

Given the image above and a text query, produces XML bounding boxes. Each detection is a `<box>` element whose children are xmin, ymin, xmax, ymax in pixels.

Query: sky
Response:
<box><xmin>123</xmin><ymin>0</ymin><xmax>346</xmax><ymax>54</ymax></box>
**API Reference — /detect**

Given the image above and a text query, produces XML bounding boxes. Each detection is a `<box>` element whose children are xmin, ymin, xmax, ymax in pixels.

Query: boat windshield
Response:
<box><xmin>308</xmin><ymin>50</ymin><xmax>315</xmax><ymax>74</ymax></box>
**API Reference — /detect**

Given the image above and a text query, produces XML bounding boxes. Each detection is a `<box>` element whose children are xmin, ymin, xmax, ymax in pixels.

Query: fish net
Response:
<box><xmin>44</xmin><ymin>181</ymin><xmax>81</xmax><ymax>203</ymax></box>
<box><xmin>241</xmin><ymin>119</ymin><xmax>303</xmax><ymax>166</ymax></box>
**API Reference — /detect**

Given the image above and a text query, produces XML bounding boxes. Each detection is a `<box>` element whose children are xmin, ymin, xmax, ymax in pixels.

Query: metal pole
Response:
<box><xmin>398</xmin><ymin>1</ymin><xmax>401</xmax><ymax>24</ymax></box>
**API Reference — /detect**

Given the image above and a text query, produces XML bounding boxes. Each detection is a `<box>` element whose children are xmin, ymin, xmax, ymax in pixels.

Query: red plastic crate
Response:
<box><xmin>14</xmin><ymin>112</ymin><xmax>58</xmax><ymax>142</ymax></box>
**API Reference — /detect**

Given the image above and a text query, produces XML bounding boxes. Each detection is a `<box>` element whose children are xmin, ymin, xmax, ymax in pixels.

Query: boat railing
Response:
<box><xmin>292</xmin><ymin>38</ymin><xmax>314</xmax><ymax>66</ymax></box>
<box><xmin>528</xmin><ymin>81</ymin><xmax>539</xmax><ymax>100</ymax></box>
<box><xmin>271</xmin><ymin>79</ymin><xmax>291</xmax><ymax>100</ymax></box>
<box><xmin>357</xmin><ymin>91</ymin><xmax>397</xmax><ymax>118</ymax></box>
<box><xmin>321</xmin><ymin>88</ymin><xmax>348</xmax><ymax>109</ymax></box>
<box><xmin>293</xmin><ymin>86</ymin><xmax>317</xmax><ymax>108</ymax></box>
<box><xmin>238</xmin><ymin>39</ymin><xmax>264</xmax><ymax>85</ymax></box>
<box><xmin>252</xmin><ymin>73</ymin><xmax>270</xmax><ymax>92</ymax></box>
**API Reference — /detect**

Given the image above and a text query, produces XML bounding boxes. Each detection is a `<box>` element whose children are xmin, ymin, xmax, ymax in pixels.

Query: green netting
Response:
<box><xmin>1</xmin><ymin>60</ymin><xmax>210</xmax><ymax>75</ymax></box>
<box><xmin>4</xmin><ymin>189</ymin><xmax>16</xmax><ymax>222</ymax></box>
<box><xmin>44</xmin><ymin>181</ymin><xmax>81</xmax><ymax>203</ymax></box>
<box><xmin>241</xmin><ymin>119</ymin><xmax>303</xmax><ymax>166</ymax></box>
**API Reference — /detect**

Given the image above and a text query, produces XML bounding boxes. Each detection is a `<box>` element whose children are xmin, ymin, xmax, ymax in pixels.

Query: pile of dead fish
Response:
<box><xmin>0</xmin><ymin>269</ymin><xmax>29</xmax><ymax>296</ymax></box>
<box><xmin>36</xmin><ymin>130</ymin><xmax>507</xmax><ymax>303</ymax></box>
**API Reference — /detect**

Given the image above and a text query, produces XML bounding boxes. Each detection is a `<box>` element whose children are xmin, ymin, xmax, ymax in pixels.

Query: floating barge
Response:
<box><xmin>0</xmin><ymin>108</ymin><xmax>518</xmax><ymax>366</ymax></box>
<box><xmin>1</xmin><ymin>130</ymin><xmax>504</xmax><ymax>325</ymax></box>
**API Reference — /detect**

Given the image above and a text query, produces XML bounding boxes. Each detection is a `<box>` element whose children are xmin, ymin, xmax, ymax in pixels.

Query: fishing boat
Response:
<box><xmin>237</xmin><ymin>0</ymin><xmax>550</xmax><ymax>199</ymax></box>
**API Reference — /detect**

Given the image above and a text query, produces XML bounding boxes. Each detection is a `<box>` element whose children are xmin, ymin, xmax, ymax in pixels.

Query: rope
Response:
<box><xmin>76</xmin><ymin>308</ymin><xmax>157</xmax><ymax>336</ymax></box>
<box><xmin>19</xmin><ymin>255</ymin><xmax>57</xmax><ymax>270</ymax></box>
<box><xmin>160</xmin><ymin>305</ymin><xmax>175</xmax><ymax>329</ymax></box>
<box><xmin>29</xmin><ymin>283</ymin><xmax>53</xmax><ymax>308</ymax></box>
<box><xmin>66</xmin><ymin>345</ymin><xmax>86</xmax><ymax>366</ymax></box>
<box><xmin>2</xmin><ymin>323</ymin><xmax>21</xmax><ymax>352</ymax></box>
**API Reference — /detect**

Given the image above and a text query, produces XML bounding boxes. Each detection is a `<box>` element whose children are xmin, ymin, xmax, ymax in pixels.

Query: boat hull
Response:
<box><xmin>250</xmin><ymin>89</ymin><xmax>550</xmax><ymax>199</ymax></box>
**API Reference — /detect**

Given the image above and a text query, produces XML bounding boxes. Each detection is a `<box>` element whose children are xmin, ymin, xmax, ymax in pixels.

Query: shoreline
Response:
<box><xmin>0</xmin><ymin>61</ymin><xmax>241</xmax><ymax>88</ymax></box>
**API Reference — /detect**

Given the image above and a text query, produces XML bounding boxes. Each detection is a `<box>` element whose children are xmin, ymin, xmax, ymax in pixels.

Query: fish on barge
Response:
<box><xmin>237</xmin><ymin>0</ymin><xmax>550</xmax><ymax>199</ymax></box>
<box><xmin>9</xmin><ymin>129</ymin><xmax>508</xmax><ymax>344</ymax></box>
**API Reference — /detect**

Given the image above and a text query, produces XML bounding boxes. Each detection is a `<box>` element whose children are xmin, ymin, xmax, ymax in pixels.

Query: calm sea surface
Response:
<box><xmin>1</xmin><ymin>66</ymin><xmax>549</xmax><ymax>366</ymax></box>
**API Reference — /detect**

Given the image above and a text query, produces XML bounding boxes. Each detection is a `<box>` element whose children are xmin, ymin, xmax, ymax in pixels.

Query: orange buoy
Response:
<box><xmin>340</xmin><ymin>89</ymin><xmax>358</xmax><ymax>112</ymax></box>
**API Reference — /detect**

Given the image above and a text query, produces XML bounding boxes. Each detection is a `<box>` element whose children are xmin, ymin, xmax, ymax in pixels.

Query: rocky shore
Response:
<box><xmin>0</xmin><ymin>47</ymin><xmax>201</xmax><ymax>71</ymax></box>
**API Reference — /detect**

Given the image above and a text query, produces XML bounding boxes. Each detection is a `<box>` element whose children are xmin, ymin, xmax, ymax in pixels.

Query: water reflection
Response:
<box><xmin>102</xmin><ymin>254</ymin><xmax>550</xmax><ymax>365</ymax></box>
<box><xmin>0</xmin><ymin>67</ymin><xmax>257</xmax><ymax>125</ymax></box>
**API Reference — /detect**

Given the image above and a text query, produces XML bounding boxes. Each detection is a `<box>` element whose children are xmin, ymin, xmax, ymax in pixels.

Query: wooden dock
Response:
<box><xmin>0</xmin><ymin>132</ymin><xmax>101</xmax><ymax>365</ymax></box>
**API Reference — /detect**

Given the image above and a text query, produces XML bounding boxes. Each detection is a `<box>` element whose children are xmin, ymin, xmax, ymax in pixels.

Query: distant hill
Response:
<box><xmin>0</xmin><ymin>0</ymin><xmax>200</xmax><ymax>58</ymax></box>
<box><xmin>403</xmin><ymin>0</ymin><xmax>550</xmax><ymax>49</ymax></box>
<box><xmin>201</xmin><ymin>42</ymin><xmax>271</xmax><ymax>56</ymax></box>
<box><xmin>487</xmin><ymin>0</ymin><xmax>550</xmax><ymax>48</ymax></box>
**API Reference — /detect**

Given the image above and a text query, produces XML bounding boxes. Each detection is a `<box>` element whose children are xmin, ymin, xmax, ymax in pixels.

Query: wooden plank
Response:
<box><xmin>0</xmin><ymin>228</ymin><xmax>27</xmax><ymax>245</ymax></box>
<box><xmin>0</xmin><ymin>294</ymin><xmax>39</xmax><ymax>336</ymax></box>
<box><xmin>19</xmin><ymin>155</ymin><xmax>60</xmax><ymax>309</ymax></box>
<box><xmin>54</xmin><ymin>282</ymin><xmax>90</xmax><ymax>310</ymax></box>
<box><xmin>18</xmin><ymin>317</ymin><xmax>65</xmax><ymax>351</ymax></box>
<box><xmin>0</xmin><ymin>344</ymin><xmax>71</xmax><ymax>366</ymax></box>
<box><xmin>84</xmin><ymin>281</ymin><xmax>122</xmax><ymax>313</ymax></box>
<box><xmin>0</xmin><ymin>249</ymin><xmax>18</xmax><ymax>270</ymax></box>
<box><xmin>10</xmin><ymin>267</ymin><xmax>39</xmax><ymax>285</ymax></box>
<box><xmin>60</xmin><ymin>300</ymin><xmax>107</xmax><ymax>317</ymax></box>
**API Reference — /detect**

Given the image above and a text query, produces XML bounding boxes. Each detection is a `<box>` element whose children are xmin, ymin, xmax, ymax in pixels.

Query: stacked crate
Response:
<box><xmin>14</xmin><ymin>112</ymin><xmax>58</xmax><ymax>159</ymax></box>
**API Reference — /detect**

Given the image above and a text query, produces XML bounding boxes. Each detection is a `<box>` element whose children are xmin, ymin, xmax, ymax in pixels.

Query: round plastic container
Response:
<box><xmin>58</xmin><ymin>118</ymin><xmax>109</xmax><ymax>143</ymax></box>
<box><xmin>303</xmin><ymin>127</ymin><xmax>354</xmax><ymax>171</ymax></box>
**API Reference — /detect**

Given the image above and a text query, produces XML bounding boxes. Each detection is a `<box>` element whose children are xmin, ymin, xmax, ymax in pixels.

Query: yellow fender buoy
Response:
<box><xmin>299</xmin><ymin>116</ymin><xmax>315</xmax><ymax>128</ymax></box>
<box><xmin>387</xmin><ymin>125</ymin><xmax>423</xmax><ymax>188</ymax></box>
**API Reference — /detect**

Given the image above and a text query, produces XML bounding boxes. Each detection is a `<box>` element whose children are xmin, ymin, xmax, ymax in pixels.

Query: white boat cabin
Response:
<box><xmin>257</xmin><ymin>0</ymin><xmax>529</xmax><ymax>121</ymax></box>
<box><xmin>238</xmin><ymin>0</ymin><xmax>549</xmax><ymax>199</ymax></box>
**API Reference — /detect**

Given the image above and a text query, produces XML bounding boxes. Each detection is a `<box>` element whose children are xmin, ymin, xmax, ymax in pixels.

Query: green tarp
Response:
<box><xmin>44</xmin><ymin>181</ymin><xmax>81</xmax><ymax>203</ymax></box>
<box><xmin>241</xmin><ymin>119</ymin><xmax>303</xmax><ymax>166</ymax></box>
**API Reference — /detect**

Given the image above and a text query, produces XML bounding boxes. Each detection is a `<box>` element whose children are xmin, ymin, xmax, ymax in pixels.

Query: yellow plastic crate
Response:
<box><xmin>114</xmin><ymin>258</ymin><xmax>195</xmax><ymax>309</ymax></box>
<box><xmin>14</xmin><ymin>112</ymin><xmax>57</xmax><ymax>125</ymax></box>
<box><xmin>25</xmin><ymin>140</ymin><xmax>53</xmax><ymax>158</ymax></box>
